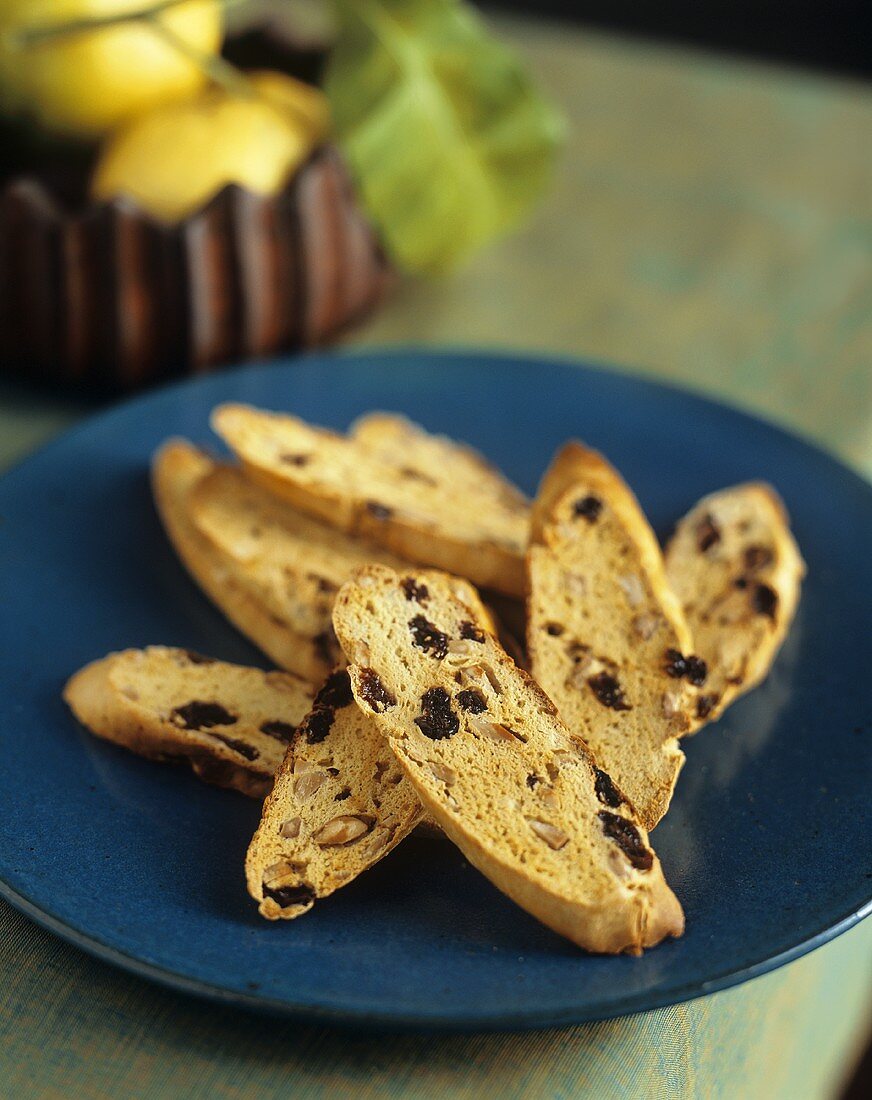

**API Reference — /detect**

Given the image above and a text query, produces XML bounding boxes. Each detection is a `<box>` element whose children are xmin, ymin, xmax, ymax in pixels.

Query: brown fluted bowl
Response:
<box><xmin>0</xmin><ymin>145</ymin><xmax>391</xmax><ymax>392</ymax></box>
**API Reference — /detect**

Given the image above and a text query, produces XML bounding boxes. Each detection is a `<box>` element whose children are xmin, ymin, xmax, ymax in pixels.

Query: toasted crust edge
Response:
<box><xmin>151</xmin><ymin>439</ymin><xmax>330</xmax><ymax>682</ymax></box>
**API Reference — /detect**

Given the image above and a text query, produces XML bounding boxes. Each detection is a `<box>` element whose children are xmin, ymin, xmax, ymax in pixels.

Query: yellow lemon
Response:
<box><xmin>0</xmin><ymin>0</ymin><xmax>223</xmax><ymax>137</ymax></box>
<box><xmin>247</xmin><ymin>69</ymin><xmax>330</xmax><ymax>138</ymax></box>
<box><xmin>92</xmin><ymin>71</ymin><xmax>330</xmax><ymax>222</ymax></box>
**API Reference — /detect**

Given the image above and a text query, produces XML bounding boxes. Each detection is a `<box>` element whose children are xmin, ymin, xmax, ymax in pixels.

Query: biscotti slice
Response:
<box><xmin>210</xmin><ymin>404</ymin><xmax>530</xmax><ymax>596</ymax></box>
<box><xmin>64</xmin><ymin>647</ymin><xmax>314</xmax><ymax>798</ymax></box>
<box><xmin>188</xmin><ymin>462</ymin><xmax>415</xmax><ymax>681</ymax></box>
<box><xmin>350</xmin><ymin>412</ymin><xmax>531</xmax><ymax>511</ymax></box>
<box><xmin>527</xmin><ymin>443</ymin><xmax>710</xmax><ymax>829</ymax></box>
<box><xmin>332</xmin><ymin>564</ymin><xmax>684</xmax><ymax>955</ymax></box>
<box><xmin>246</xmin><ymin>669</ymin><xmax>426</xmax><ymax>919</ymax></box>
<box><xmin>153</xmin><ymin>439</ymin><xmax>333</xmax><ymax>679</ymax></box>
<box><xmin>664</xmin><ymin>483</ymin><xmax>804</xmax><ymax>723</ymax></box>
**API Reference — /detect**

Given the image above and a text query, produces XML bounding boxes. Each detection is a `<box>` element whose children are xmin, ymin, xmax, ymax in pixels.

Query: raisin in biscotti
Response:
<box><xmin>188</xmin><ymin>461</ymin><xmax>415</xmax><ymax>681</ymax></box>
<box><xmin>210</xmin><ymin>405</ymin><xmax>530</xmax><ymax>596</ymax></box>
<box><xmin>332</xmin><ymin>565</ymin><xmax>684</xmax><ymax>955</ymax></box>
<box><xmin>664</xmin><ymin>483</ymin><xmax>804</xmax><ymax>723</ymax></box>
<box><xmin>63</xmin><ymin>648</ymin><xmax>314</xmax><ymax>798</ymax></box>
<box><xmin>246</xmin><ymin>669</ymin><xmax>426</xmax><ymax>919</ymax></box>
<box><xmin>527</xmin><ymin>443</ymin><xmax>710</xmax><ymax>828</ymax></box>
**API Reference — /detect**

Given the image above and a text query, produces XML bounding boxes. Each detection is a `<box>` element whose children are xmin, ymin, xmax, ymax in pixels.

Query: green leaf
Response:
<box><xmin>324</xmin><ymin>0</ymin><xmax>564</xmax><ymax>274</ymax></box>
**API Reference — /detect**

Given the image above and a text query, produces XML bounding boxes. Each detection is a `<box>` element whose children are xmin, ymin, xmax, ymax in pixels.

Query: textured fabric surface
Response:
<box><xmin>1</xmin><ymin>13</ymin><xmax>870</xmax><ymax>1100</ymax></box>
<box><xmin>0</xmin><ymin>902</ymin><xmax>870</xmax><ymax>1100</ymax></box>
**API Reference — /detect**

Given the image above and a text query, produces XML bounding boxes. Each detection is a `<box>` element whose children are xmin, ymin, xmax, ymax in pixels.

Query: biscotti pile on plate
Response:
<box><xmin>64</xmin><ymin>407</ymin><xmax>804</xmax><ymax>955</ymax></box>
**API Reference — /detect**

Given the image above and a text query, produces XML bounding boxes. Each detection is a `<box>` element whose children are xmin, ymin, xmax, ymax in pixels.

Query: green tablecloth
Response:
<box><xmin>1</xmin><ymin>15</ymin><xmax>870</xmax><ymax>1098</ymax></box>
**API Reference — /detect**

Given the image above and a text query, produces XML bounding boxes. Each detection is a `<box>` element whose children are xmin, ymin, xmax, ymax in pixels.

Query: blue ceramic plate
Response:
<box><xmin>1</xmin><ymin>350</ymin><xmax>869</xmax><ymax>1030</ymax></box>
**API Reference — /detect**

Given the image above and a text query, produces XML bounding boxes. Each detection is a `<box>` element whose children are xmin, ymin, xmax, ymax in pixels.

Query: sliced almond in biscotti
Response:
<box><xmin>246</xmin><ymin>669</ymin><xmax>425</xmax><ymax>919</ymax></box>
<box><xmin>188</xmin><ymin>461</ymin><xmax>416</xmax><ymax>681</ymax></box>
<box><xmin>210</xmin><ymin>404</ymin><xmax>530</xmax><ymax>596</ymax></box>
<box><xmin>332</xmin><ymin>564</ymin><xmax>684</xmax><ymax>955</ymax></box>
<box><xmin>63</xmin><ymin>647</ymin><xmax>314</xmax><ymax>798</ymax></box>
<box><xmin>527</xmin><ymin>442</ymin><xmax>709</xmax><ymax>830</ymax></box>
<box><xmin>664</xmin><ymin>482</ymin><xmax>804</xmax><ymax>723</ymax></box>
<box><xmin>153</xmin><ymin>439</ymin><xmax>329</xmax><ymax>677</ymax></box>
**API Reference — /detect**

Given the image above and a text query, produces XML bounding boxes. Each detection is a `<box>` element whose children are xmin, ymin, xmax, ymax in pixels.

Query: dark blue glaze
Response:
<box><xmin>0</xmin><ymin>350</ymin><xmax>869</xmax><ymax>1029</ymax></box>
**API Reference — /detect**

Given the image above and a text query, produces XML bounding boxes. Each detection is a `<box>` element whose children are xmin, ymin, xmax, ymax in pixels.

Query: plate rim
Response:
<box><xmin>1</xmin><ymin>346</ymin><xmax>870</xmax><ymax>1030</ymax></box>
<box><xmin>2</xmin><ymin>345</ymin><xmax>869</xmax><ymax>496</ymax></box>
<box><xmin>2</xmin><ymin>878</ymin><xmax>868</xmax><ymax>1031</ymax></box>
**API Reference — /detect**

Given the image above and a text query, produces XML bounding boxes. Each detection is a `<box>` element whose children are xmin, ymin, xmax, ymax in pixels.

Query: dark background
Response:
<box><xmin>490</xmin><ymin>0</ymin><xmax>871</xmax><ymax>77</ymax></box>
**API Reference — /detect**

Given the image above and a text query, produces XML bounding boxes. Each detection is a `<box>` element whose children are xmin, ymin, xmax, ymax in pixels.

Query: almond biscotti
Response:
<box><xmin>63</xmin><ymin>647</ymin><xmax>314</xmax><ymax>798</ymax></box>
<box><xmin>188</xmin><ymin>460</ymin><xmax>414</xmax><ymax>682</ymax></box>
<box><xmin>210</xmin><ymin>404</ymin><xmax>530</xmax><ymax>596</ymax></box>
<box><xmin>664</xmin><ymin>482</ymin><xmax>804</xmax><ymax>722</ymax></box>
<box><xmin>527</xmin><ymin>443</ymin><xmax>708</xmax><ymax>829</ymax></box>
<box><xmin>247</xmin><ymin>569</ymin><xmax>494</xmax><ymax>917</ymax></box>
<box><xmin>153</xmin><ymin>439</ymin><xmax>320</xmax><ymax>676</ymax></box>
<box><xmin>246</xmin><ymin>669</ymin><xmax>425</xmax><ymax>919</ymax></box>
<box><xmin>332</xmin><ymin>564</ymin><xmax>684</xmax><ymax>955</ymax></box>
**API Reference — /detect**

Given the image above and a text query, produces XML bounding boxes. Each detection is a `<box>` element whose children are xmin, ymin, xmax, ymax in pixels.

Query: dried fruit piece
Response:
<box><xmin>598</xmin><ymin>811</ymin><xmax>653</xmax><ymax>871</ymax></box>
<box><xmin>587</xmin><ymin>672</ymin><xmax>631</xmax><ymax>711</ymax></box>
<box><xmin>301</xmin><ymin>707</ymin><xmax>335</xmax><ymax>744</ymax></box>
<box><xmin>456</xmin><ymin>688</ymin><xmax>487</xmax><ymax>713</ymax></box>
<box><xmin>313</xmin><ymin>669</ymin><xmax>354</xmax><ymax>710</ymax></box>
<box><xmin>314</xmin><ymin>815</ymin><xmax>372</xmax><ymax>846</ymax></box>
<box><xmin>744</xmin><ymin>545</ymin><xmax>774</xmax><ymax>571</ymax></box>
<box><xmin>170</xmin><ymin>700</ymin><xmax>238</xmax><ymax>730</ymax></box>
<box><xmin>300</xmin><ymin>669</ymin><xmax>356</xmax><ymax>744</ymax></box>
<box><xmin>696</xmin><ymin>694</ymin><xmax>718</xmax><ymax>720</ymax></box>
<box><xmin>409</xmin><ymin>615</ymin><xmax>450</xmax><ymax>659</ymax></box>
<box><xmin>209</xmin><ymin>733</ymin><xmax>259</xmax><ymax>760</ymax></box>
<box><xmin>752</xmin><ymin>583</ymin><xmax>779</xmax><ymax>619</ymax></box>
<box><xmin>263</xmin><ymin>882</ymin><xmax>315</xmax><ymax>908</ymax></box>
<box><xmin>529</xmin><ymin>819</ymin><xmax>569</xmax><ymax>850</ymax></box>
<box><xmin>260</xmin><ymin>720</ymin><xmax>297</xmax><ymax>743</ymax></box>
<box><xmin>545</xmin><ymin>622</ymin><xmax>564</xmax><ymax>636</ymax></box>
<box><xmin>358</xmin><ymin>667</ymin><xmax>396</xmax><ymax>712</ymax></box>
<box><xmin>459</xmin><ymin>620</ymin><xmax>485</xmax><ymax>643</ymax></box>
<box><xmin>696</xmin><ymin>514</ymin><xmax>721</xmax><ymax>552</ymax></box>
<box><xmin>414</xmin><ymin>687</ymin><xmax>459</xmax><ymax>740</ymax></box>
<box><xmin>573</xmin><ymin>495</ymin><xmax>603</xmax><ymax>522</ymax></box>
<box><xmin>663</xmin><ymin>649</ymin><xmax>708</xmax><ymax>687</ymax></box>
<box><xmin>401</xmin><ymin>577</ymin><xmax>430</xmax><ymax>603</ymax></box>
<box><xmin>279</xmin><ymin>817</ymin><xmax>302</xmax><ymax>838</ymax></box>
<box><xmin>366</xmin><ymin>501</ymin><xmax>393</xmax><ymax>520</ymax></box>
<box><xmin>593</xmin><ymin>767</ymin><xmax>623</xmax><ymax>808</ymax></box>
